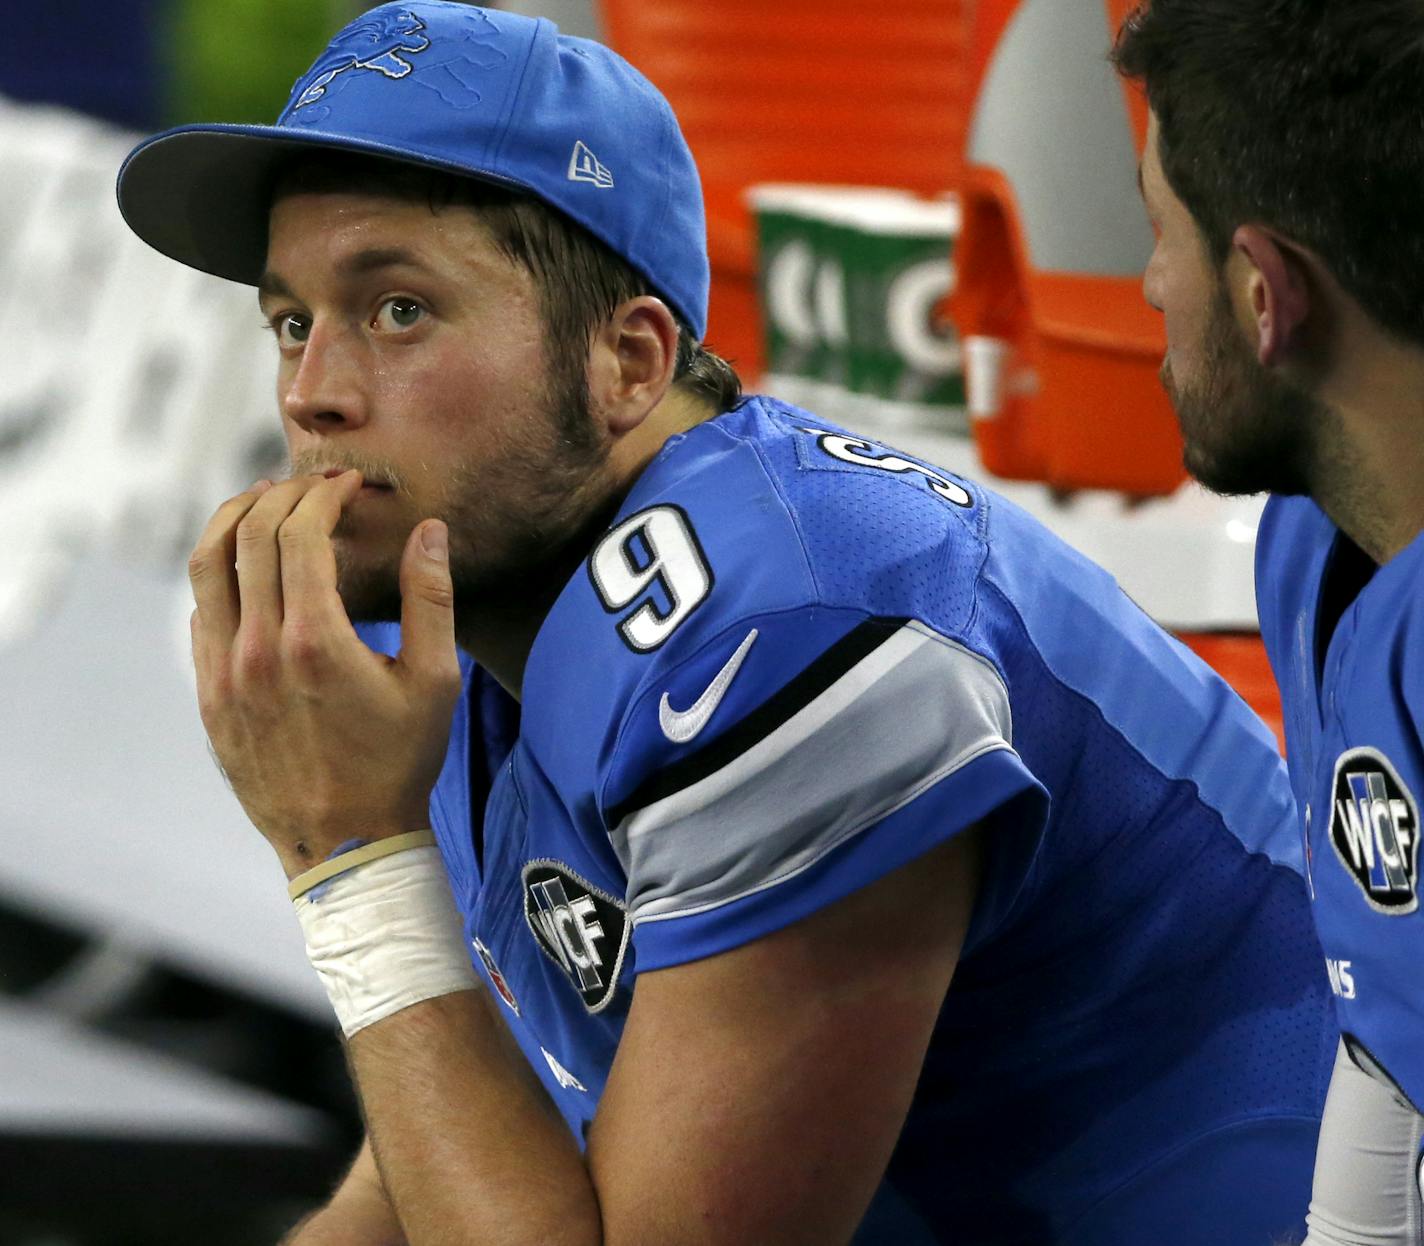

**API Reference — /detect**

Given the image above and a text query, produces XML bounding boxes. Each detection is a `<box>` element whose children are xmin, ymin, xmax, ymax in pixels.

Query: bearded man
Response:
<box><xmin>1117</xmin><ymin>2</ymin><xmax>1424</xmax><ymax>1242</ymax></box>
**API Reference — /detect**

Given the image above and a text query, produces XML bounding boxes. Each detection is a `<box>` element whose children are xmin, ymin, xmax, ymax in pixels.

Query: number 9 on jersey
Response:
<box><xmin>588</xmin><ymin>505</ymin><xmax>713</xmax><ymax>651</ymax></box>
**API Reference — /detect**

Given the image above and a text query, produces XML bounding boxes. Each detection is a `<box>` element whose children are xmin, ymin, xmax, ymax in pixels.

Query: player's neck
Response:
<box><xmin>457</xmin><ymin>389</ymin><xmax>720</xmax><ymax>698</ymax></box>
<box><xmin>1311</xmin><ymin>321</ymin><xmax>1424</xmax><ymax>565</ymax></box>
<box><xmin>453</xmin><ymin>494</ymin><xmax>622</xmax><ymax>698</ymax></box>
<box><xmin>456</xmin><ymin>606</ymin><xmax>545</xmax><ymax>700</ymax></box>
<box><xmin>607</xmin><ymin>386</ymin><xmax>718</xmax><ymax>481</ymax></box>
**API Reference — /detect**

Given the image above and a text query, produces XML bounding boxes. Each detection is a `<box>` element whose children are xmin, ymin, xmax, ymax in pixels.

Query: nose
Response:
<box><xmin>280</xmin><ymin>322</ymin><xmax>368</xmax><ymax>434</ymax></box>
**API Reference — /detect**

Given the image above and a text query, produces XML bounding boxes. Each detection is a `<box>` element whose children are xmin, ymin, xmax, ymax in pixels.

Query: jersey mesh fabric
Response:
<box><xmin>768</xmin><ymin>411</ymin><xmax>985</xmax><ymax>634</ymax></box>
<box><xmin>857</xmin><ymin>601</ymin><xmax>1334</xmax><ymax>1241</ymax></box>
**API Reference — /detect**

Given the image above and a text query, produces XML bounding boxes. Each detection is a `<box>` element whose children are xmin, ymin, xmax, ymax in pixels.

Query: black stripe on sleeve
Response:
<box><xmin>604</xmin><ymin>616</ymin><xmax>910</xmax><ymax>830</ymax></box>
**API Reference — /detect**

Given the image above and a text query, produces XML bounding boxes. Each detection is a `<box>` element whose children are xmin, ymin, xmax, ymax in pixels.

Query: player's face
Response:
<box><xmin>1140</xmin><ymin>115</ymin><xmax>1324</xmax><ymax>496</ymax></box>
<box><xmin>261</xmin><ymin>189</ymin><xmax>616</xmax><ymax>621</ymax></box>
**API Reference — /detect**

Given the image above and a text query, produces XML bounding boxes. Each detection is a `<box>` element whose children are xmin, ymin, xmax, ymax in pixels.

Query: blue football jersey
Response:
<box><xmin>365</xmin><ymin>398</ymin><xmax>1336</xmax><ymax>1244</ymax></box>
<box><xmin>1258</xmin><ymin>494</ymin><xmax>1424</xmax><ymax>1109</ymax></box>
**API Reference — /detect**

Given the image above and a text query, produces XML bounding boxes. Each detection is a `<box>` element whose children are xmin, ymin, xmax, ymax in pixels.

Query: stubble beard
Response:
<box><xmin>1167</xmin><ymin>284</ymin><xmax>1332</xmax><ymax>499</ymax></box>
<box><xmin>314</xmin><ymin>371</ymin><xmax>618</xmax><ymax>628</ymax></box>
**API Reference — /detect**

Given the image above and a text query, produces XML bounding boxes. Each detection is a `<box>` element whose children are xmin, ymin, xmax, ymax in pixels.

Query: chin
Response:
<box><xmin>1182</xmin><ymin>446</ymin><xmax>1261</xmax><ymax>499</ymax></box>
<box><xmin>334</xmin><ymin>558</ymin><xmax>405</xmax><ymax>624</ymax></box>
<box><xmin>1182</xmin><ymin>430</ymin><xmax>1310</xmax><ymax>499</ymax></box>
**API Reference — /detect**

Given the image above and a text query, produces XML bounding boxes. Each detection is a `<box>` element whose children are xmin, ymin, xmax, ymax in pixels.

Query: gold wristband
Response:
<box><xmin>287</xmin><ymin>829</ymin><xmax>437</xmax><ymax>901</ymax></box>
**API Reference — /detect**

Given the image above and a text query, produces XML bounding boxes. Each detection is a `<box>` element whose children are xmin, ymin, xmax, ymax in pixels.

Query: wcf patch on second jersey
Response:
<box><xmin>1330</xmin><ymin>747</ymin><xmax>1420</xmax><ymax>914</ymax></box>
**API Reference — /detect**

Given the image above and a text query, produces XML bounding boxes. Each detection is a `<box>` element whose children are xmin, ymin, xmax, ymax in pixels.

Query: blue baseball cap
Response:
<box><xmin>117</xmin><ymin>1</ymin><xmax>709</xmax><ymax>338</ymax></box>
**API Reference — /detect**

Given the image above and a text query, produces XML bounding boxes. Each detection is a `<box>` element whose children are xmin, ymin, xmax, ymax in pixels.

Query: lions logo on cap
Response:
<box><xmin>293</xmin><ymin>10</ymin><xmax>431</xmax><ymax>110</ymax></box>
<box><xmin>1330</xmin><ymin>747</ymin><xmax>1420</xmax><ymax>914</ymax></box>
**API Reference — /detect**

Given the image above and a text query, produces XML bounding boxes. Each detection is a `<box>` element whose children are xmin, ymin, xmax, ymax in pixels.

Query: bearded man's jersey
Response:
<box><xmin>1258</xmin><ymin>495</ymin><xmax>1424</xmax><ymax>1241</ymax></box>
<box><xmin>362</xmin><ymin>397</ymin><xmax>1335</xmax><ymax>1244</ymax></box>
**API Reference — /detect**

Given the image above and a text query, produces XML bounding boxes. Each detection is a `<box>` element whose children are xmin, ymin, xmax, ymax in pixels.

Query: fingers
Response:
<box><xmin>189</xmin><ymin>472</ymin><xmax>361</xmax><ymax>673</ymax></box>
<box><xmin>233</xmin><ymin>475</ymin><xmax>331</xmax><ymax>634</ymax></box>
<box><xmin>277</xmin><ymin>469</ymin><xmax>364</xmax><ymax>630</ymax></box>
<box><xmin>192</xmin><ymin>471</ymin><xmax>457</xmax><ymax>702</ymax></box>
<box><xmin>397</xmin><ymin>520</ymin><xmax>461</xmax><ymax>696</ymax></box>
<box><xmin>188</xmin><ymin>479</ymin><xmax>274</xmax><ymax>651</ymax></box>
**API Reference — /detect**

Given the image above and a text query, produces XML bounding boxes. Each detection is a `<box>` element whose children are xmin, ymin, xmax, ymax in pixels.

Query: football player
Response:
<box><xmin>119</xmin><ymin>3</ymin><xmax>1335</xmax><ymax>1241</ymax></box>
<box><xmin>1116</xmin><ymin>1</ymin><xmax>1424</xmax><ymax>1242</ymax></box>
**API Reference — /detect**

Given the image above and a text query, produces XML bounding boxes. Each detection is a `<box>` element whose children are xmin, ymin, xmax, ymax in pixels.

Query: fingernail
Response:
<box><xmin>421</xmin><ymin>522</ymin><xmax>448</xmax><ymax>561</ymax></box>
<box><xmin>250</xmin><ymin>479</ymin><xmax>273</xmax><ymax>493</ymax></box>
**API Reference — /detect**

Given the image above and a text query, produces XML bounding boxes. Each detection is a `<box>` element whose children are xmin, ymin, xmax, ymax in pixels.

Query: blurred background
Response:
<box><xmin>0</xmin><ymin>2</ymin><xmax>1280</xmax><ymax>1241</ymax></box>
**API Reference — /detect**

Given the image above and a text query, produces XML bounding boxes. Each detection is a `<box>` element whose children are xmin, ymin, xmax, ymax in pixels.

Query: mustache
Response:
<box><xmin>286</xmin><ymin>448</ymin><xmax>411</xmax><ymax>496</ymax></box>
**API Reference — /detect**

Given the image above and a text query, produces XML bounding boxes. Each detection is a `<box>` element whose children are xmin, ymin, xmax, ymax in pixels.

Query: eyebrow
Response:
<box><xmin>256</xmin><ymin>270</ymin><xmax>293</xmax><ymax>303</ymax></box>
<box><xmin>257</xmin><ymin>247</ymin><xmax>435</xmax><ymax>304</ymax></box>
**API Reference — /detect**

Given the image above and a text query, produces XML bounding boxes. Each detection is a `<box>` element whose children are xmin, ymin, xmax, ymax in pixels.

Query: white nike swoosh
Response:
<box><xmin>658</xmin><ymin>628</ymin><xmax>759</xmax><ymax>744</ymax></box>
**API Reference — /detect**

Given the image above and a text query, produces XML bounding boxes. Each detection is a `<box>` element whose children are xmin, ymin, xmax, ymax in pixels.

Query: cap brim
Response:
<box><xmin>116</xmin><ymin>123</ymin><xmax>521</xmax><ymax>286</ymax></box>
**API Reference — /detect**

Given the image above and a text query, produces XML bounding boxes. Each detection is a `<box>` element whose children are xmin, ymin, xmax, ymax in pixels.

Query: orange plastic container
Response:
<box><xmin>949</xmin><ymin>0</ymin><xmax>1186</xmax><ymax>496</ymax></box>
<box><xmin>598</xmin><ymin>0</ymin><xmax>972</xmax><ymax>380</ymax></box>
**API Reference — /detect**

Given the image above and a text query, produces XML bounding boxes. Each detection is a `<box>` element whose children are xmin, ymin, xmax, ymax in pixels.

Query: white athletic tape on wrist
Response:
<box><xmin>293</xmin><ymin>836</ymin><xmax>479</xmax><ymax>1038</ymax></box>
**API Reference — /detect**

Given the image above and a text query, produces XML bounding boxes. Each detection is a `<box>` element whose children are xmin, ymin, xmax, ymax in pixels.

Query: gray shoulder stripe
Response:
<box><xmin>611</xmin><ymin>621</ymin><xmax>1016</xmax><ymax>926</ymax></box>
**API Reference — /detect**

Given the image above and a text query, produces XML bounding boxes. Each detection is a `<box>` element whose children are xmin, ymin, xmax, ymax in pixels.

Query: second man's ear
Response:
<box><xmin>1231</xmin><ymin>224</ymin><xmax>1313</xmax><ymax>369</ymax></box>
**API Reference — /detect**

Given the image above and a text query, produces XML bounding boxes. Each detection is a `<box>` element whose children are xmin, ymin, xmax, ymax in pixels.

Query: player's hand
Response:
<box><xmin>187</xmin><ymin>471</ymin><xmax>462</xmax><ymax>876</ymax></box>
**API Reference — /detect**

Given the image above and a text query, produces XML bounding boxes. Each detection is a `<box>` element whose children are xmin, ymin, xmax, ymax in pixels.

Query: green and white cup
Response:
<box><xmin>840</xmin><ymin>196</ymin><xmax>965</xmax><ymax>433</ymax></box>
<box><xmin>749</xmin><ymin>184</ymin><xmax>917</xmax><ymax>414</ymax></box>
<box><xmin>749</xmin><ymin>184</ymin><xmax>826</xmax><ymax>409</ymax></box>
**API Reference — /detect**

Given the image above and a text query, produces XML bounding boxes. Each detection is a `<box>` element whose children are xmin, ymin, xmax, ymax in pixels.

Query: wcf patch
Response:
<box><xmin>522</xmin><ymin>860</ymin><xmax>629</xmax><ymax>1013</ymax></box>
<box><xmin>1330</xmin><ymin>747</ymin><xmax>1420</xmax><ymax>914</ymax></box>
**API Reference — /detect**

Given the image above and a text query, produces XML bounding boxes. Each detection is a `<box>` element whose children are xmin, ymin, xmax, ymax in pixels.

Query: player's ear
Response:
<box><xmin>1231</xmin><ymin>224</ymin><xmax>1314</xmax><ymax>369</ymax></box>
<box><xmin>587</xmin><ymin>295</ymin><xmax>680</xmax><ymax>437</ymax></box>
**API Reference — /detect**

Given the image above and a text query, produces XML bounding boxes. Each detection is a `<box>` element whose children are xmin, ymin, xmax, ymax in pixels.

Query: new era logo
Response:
<box><xmin>568</xmin><ymin>140</ymin><xmax>614</xmax><ymax>188</ymax></box>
